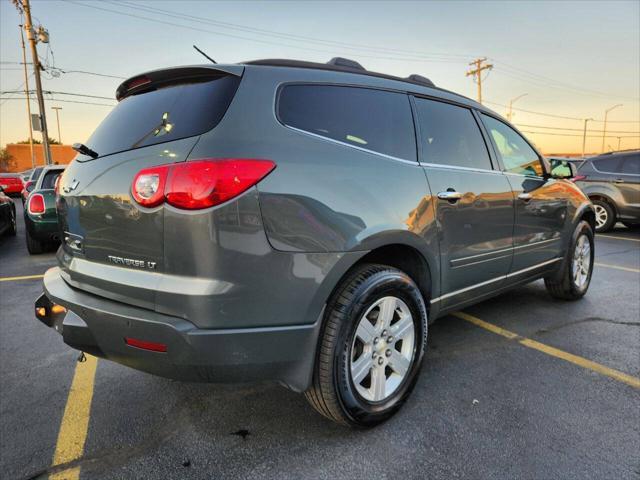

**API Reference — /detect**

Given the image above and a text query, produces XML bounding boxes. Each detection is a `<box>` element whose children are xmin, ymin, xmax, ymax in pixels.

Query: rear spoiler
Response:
<box><xmin>116</xmin><ymin>64</ymin><xmax>244</xmax><ymax>101</ymax></box>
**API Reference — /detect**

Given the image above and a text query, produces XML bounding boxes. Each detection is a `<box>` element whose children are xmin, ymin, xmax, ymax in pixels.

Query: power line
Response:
<box><xmin>64</xmin><ymin>0</ymin><xmax>470</xmax><ymax>65</ymax></box>
<box><xmin>486</xmin><ymin>100</ymin><xmax>640</xmax><ymax>123</ymax></box>
<box><xmin>111</xmin><ymin>0</ymin><xmax>476</xmax><ymax>62</ymax></box>
<box><xmin>520</xmin><ymin>130</ymin><xmax>640</xmax><ymax>138</ymax></box>
<box><xmin>2</xmin><ymin>89</ymin><xmax>113</xmax><ymax>100</ymax></box>
<box><xmin>514</xmin><ymin>123</ymin><xmax>640</xmax><ymax>134</ymax></box>
<box><xmin>0</xmin><ymin>96</ymin><xmax>115</xmax><ymax>107</ymax></box>
<box><xmin>0</xmin><ymin>61</ymin><xmax>125</xmax><ymax>79</ymax></box>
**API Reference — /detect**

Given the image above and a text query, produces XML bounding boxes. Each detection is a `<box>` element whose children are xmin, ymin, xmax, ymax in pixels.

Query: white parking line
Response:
<box><xmin>597</xmin><ymin>235</ymin><xmax>640</xmax><ymax>243</ymax></box>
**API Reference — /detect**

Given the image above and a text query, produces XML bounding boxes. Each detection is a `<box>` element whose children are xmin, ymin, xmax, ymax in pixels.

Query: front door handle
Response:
<box><xmin>518</xmin><ymin>192</ymin><xmax>532</xmax><ymax>202</ymax></box>
<box><xmin>437</xmin><ymin>191</ymin><xmax>463</xmax><ymax>201</ymax></box>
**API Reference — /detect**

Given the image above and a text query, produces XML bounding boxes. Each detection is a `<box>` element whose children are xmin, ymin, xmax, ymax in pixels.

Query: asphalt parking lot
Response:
<box><xmin>1</xmin><ymin>198</ymin><xmax>639</xmax><ymax>480</ymax></box>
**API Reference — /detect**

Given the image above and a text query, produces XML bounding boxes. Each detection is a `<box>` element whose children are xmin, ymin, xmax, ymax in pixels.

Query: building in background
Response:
<box><xmin>0</xmin><ymin>144</ymin><xmax>75</xmax><ymax>172</ymax></box>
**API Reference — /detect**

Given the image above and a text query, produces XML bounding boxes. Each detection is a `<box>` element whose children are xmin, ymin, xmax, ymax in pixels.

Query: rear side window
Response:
<box><xmin>592</xmin><ymin>157</ymin><xmax>622</xmax><ymax>173</ymax></box>
<box><xmin>414</xmin><ymin>98</ymin><xmax>492</xmax><ymax>170</ymax></box>
<box><xmin>278</xmin><ymin>85</ymin><xmax>416</xmax><ymax>161</ymax></box>
<box><xmin>41</xmin><ymin>170</ymin><xmax>63</xmax><ymax>190</ymax></box>
<box><xmin>621</xmin><ymin>155</ymin><xmax>639</xmax><ymax>175</ymax></box>
<box><xmin>481</xmin><ymin>114</ymin><xmax>543</xmax><ymax>177</ymax></box>
<box><xmin>85</xmin><ymin>75</ymin><xmax>240</xmax><ymax>158</ymax></box>
<box><xmin>30</xmin><ymin>167</ymin><xmax>43</xmax><ymax>182</ymax></box>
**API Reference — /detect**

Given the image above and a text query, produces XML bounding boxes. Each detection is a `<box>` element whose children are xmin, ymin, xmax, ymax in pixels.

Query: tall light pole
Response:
<box><xmin>507</xmin><ymin>93</ymin><xmax>528</xmax><ymax>121</ymax></box>
<box><xmin>601</xmin><ymin>104</ymin><xmax>622</xmax><ymax>153</ymax></box>
<box><xmin>21</xmin><ymin>0</ymin><xmax>52</xmax><ymax>165</ymax></box>
<box><xmin>616</xmin><ymin>137</ymin><xmax>622</xmax><ymax>151</ymax></box>
<box><xmin>18</xmin><ymin>22</ymin><xmax>35</xmax><ymax>168</ymax></box>
<box><xmin>51</xmin><ymin>106</ymin><xmax>62</xmax><ymax>144</ymax></box>
<box><xmin>582</xmin><ymin>118</ymin><xmax>593</xmax><ymax>158</ymax></box>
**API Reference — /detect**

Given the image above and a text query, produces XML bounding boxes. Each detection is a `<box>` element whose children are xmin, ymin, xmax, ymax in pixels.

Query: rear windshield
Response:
<box><xmin>41</xmin><ymin>169</ymin><xmax>64</xmax><ymax>190</ymax></box>
<box><xmin>84</xmin><ymin>75</ymin><xmax>240</xmax><ymax>158</ymax></box>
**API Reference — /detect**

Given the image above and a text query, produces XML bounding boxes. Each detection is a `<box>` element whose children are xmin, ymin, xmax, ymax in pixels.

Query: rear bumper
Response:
<box><xmin>37</xmin><ymin>267</ymin><xmax>321</xmax><ymax>392</ymax></box>
<box><xmin>25</xmin><ymin>215</ymin><xmax>60</xmax><ymax>240</ymax></box>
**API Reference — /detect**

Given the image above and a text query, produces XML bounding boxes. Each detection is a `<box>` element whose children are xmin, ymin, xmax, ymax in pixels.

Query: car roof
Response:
<box><xmin>0</xmin><ymin>173</ymin><xmax>21</xmax><ymax>177</ymax></box>
<box><xmin>588</xmin><ymin>149</ymin><xmax>639</xmax><ymax>161</ymax></box>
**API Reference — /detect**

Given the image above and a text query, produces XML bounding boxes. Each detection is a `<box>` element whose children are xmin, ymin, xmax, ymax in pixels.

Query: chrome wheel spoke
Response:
<box><xmin>355</xmin><ymin>319</ymin><xmax>376</xmax><ymax>344</ymax></box>
<box><xmin>378</xmin><ymin>297</ymin><xmax>397</xmax><ymax>330</ymax></box>
<box><xmin>389</xmin><ymin>350</ymin><xmax>410</xmax><ymax>377</ymax></box>
<box><xmin>371</xmin><ymin>365</ymin><xmax>387</xmax><ymax>401</ymax></box>
<box><xmin>391</xmin><ymin>314</ymin><xmax>413</xmax><ymax>340</ymax></box>
<box><xmin>351</xmin><ymin>354</ymin><xmax>373</xmax><ymax>384</ymax></box>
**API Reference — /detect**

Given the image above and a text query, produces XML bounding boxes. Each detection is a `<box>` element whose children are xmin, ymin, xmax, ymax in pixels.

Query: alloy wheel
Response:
<box><xmin>572</xmin><ymin>234</ymin><xmax>591</xmax><ymax>288</ymax></box>
<box><xmin>594</xmin><ymin>204</ymin><xmax>608</xmax><ymax>230</ymax></box>
<box><xmin>350</xmin><ymin>296</ymin><xmax>416</xmax><ymax>403</ymax></box>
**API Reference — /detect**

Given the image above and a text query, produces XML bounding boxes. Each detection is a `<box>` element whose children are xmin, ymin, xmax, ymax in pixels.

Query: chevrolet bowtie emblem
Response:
<box><xmin>63</xmin><ymin>179</ymin><xmax>79</xmax><ymax>193</ymax></box>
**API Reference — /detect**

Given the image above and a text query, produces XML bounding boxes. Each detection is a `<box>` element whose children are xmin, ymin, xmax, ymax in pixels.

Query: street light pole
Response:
<box><xmin>601</xmin><ymin>104</ymin><xmax>622</xmax><ymax>153</ymax></box>
<box><xmin>51</xmin><ymin>106</ymin><xmax>62</xmax><ymax>144</ymax></box>
<box><xmin>22</xmin><ymin>0</ymin><xmax>52</xmax><ymax>165</ymax></box>
<box><xmin>18</xmin><ymin>22</ymin><xmax>35</xmax><ymax>168</ymax></box>
<box><xmin>582</xmin><ymin>118</ymin><xmax>593</xmax><ymax>158</ymax></box>
<box><xmin>507</xmin><ymin>93</ymin><xmax>528</xmax><ymax>122</ymax></box>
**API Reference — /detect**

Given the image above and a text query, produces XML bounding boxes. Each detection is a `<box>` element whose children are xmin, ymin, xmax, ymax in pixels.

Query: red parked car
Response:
<box><xmin>0</xmin><ymin>173</ymin><xmax>24</xmax><ymax>196</ymax></box>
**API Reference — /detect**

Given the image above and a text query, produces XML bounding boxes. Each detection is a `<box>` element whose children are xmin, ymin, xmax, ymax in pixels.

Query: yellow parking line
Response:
<box><xmin>598</xmin><ymin>234</ymin><xmax>640</xmax><ymax>243</ymax></box>
<box><xmin>0</xmin><ymin>274</ymin><xmax>44</xmax><ymax>282</ymax></box>
<box><xmin>595</xmin><ymin>262</ymin><xmax>640</xmax><ymax>273</ymax></box>
<box><xmin>452</xmin><ymin>311</ymin><xmax>640</xmax><ymax>389</ymax></box>
<box><xmin>50</xmin><ymin>355</ymin><xmax>98</xmax><ymax>480</ymax></box>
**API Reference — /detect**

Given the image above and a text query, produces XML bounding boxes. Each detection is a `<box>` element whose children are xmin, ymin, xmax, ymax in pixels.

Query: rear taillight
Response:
<box><xmin>132</xmin><ymin>159</ymin><xmax>276</xmax><ymax>210</ymax></box>
<box><xmin>571</xmin><ymin>175</ymin><xmax>587</xmax><ymax>183</ymax></box>
<box><xmin>28</xmin><ymin>193</ymin><xmax>45</xmax><ymax>214</ymax></box>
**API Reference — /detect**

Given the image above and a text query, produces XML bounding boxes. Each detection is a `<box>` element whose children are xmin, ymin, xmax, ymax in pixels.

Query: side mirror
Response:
<box><xmin>549</xmin><ymin>159</ymin><xmax>576</xmax><ymax>179</ymax></box>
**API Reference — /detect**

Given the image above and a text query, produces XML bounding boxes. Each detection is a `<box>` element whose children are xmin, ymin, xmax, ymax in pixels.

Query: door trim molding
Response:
<box><xmin>431</xmin><ymin>257</ymin><xmax>561</xmax><ymax>304</ymax></box>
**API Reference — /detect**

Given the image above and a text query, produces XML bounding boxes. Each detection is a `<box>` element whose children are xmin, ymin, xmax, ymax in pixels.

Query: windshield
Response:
<box><xmin>84</xmin><ymin>75</ymin><xmax>240</xmax><ymax>159</ymax></box>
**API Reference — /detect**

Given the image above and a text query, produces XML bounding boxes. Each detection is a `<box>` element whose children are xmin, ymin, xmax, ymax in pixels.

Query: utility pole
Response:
<box><xmin>466</xmin><ymin>57</ymin><xmax>493</xmax><ymax>105</ymax></box>
<box><xmin>18</xmin><ymin>21</ymin><xmax>35</xmax><ymax>168</ymax></box>
<box><xmin>51</xmin><ymin>106</ymin><xmax>62</xmax><ymax>144</ymax></box>
<box><xmin>581</xmin><ymin>118</ymin><xmax>593</xmax><ymax>158</ymax></box>
<box><xmin>21</xmin><ymin>0</ymin><xmax>52</xmax><ymax>165</ymax></box>
<box><xmin>507</xmin><ymin>93</ymin><xmax>528</xmax><ymax>122</ymax></box>
<box><xmin>616</xmin><ymin>136</ymin><xmax>622</xmax><ymax>151</ymax></box>
<box><xmin>601</xmin><ymin>104</ymin><xmax>622</xmax><ymax>153</ymax></box>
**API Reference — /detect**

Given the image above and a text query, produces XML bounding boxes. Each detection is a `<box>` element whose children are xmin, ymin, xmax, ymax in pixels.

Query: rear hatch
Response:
<box><xmin>57</xmin><ymin>66</ymin><xmax>242</xmax><ymax>309</ymax></box>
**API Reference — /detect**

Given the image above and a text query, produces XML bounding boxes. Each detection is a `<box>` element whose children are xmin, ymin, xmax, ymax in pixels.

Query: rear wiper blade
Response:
<box><xmin>72</xmin><ymin>143</ymin><xmax>99</xmax><ymax>159</ymax></box>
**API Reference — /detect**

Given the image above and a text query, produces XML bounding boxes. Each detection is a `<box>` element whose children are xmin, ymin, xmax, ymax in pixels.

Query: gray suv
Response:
<box><xmin>36</xmin><ymin>58</ymin><xmax>595</xmax><ymax>427</ymax></box>
<box><xmin>573</xmin><ymin>150</ymin><xmax>640</xmax><ymax>231</ymax></box>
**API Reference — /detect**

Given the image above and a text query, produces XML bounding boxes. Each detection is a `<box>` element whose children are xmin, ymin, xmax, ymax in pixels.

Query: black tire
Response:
<box><xmin>592</xmin><ymin>199</ymin><xmax>615</xmax><ymax>232</ymax></box>
<box><xmin>8</xmin><ymin>206</ymin><xmax>17</xmax><ymax>236</ymax></box>
<box><xmin>26</xmin><ymin>229</ymin><xmax>45</xmax><ymax>254</ymax></box>
<box><xmin>304</xmin><ymin>263</ymin><xmax>427</xmax><ymax>427</ymax></box>
<box><xmin>544</xmin><ymin>220</ymin><xmax>594</xmax><ymax>300</ymax></box>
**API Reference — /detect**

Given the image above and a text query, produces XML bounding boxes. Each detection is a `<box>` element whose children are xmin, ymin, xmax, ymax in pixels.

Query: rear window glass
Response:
<box><xmin>278</xmin><ymin>85</ymin><xmax>416</xmax><ymax>161</ymax></box>
<box><xmin>85</xmin><ymin>75</ymin><xmax>240</xmax><ymax>158</ymax></box>
<box><xmin>41</xmin><ymin>170</ymin><xmax>63</xmax><ymax>190</ymax></box>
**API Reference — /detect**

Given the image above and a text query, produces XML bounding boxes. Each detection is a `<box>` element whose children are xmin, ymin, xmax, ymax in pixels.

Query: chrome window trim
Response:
<box><xmin>281</xmin><ymin>125</ymin><xmax>420</xmax><ymax>166</ymax></box>
<box><xmin>420</xmin><ymin>162</ymin><xmax>503</xmax><ymax>175</ymax></box>
<box><xmin>431</xmin><ymin>257</ymin><xmax>561</xmax><ymax>304</ymax></box>
<box><xmin>591</xmin><ymin>161</ymin><xmax>640</xmax><ymax>177</ymax></box>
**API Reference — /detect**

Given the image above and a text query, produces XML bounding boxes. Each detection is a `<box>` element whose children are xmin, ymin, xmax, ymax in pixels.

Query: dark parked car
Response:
<box><xmin>36</xmin><ymin>58</ymin><xmax>595</xmax><ymax>427</ymax></box>
<box><xmin>0</xmin><ymin>187</ymin><xmax>17</xmax><ymax>237</ymax></box>
<box><xmin>22</xmin><ymin>166</ymin><xmax>44</xmax><ymax>205</ymax></box>
<box><xmin>0</xmin><ymin>173</ymin><xmax>24</xmax><ymax>196</ymax></box>
<box><xmin>574</xmin><ymin>150</ymin><xmax>640</xmax><ymax>231</ymax></box>
<box><xmin>24</xmin><ymin>165</ymin><xmax>65</xmax><ymax>254</ymax></box>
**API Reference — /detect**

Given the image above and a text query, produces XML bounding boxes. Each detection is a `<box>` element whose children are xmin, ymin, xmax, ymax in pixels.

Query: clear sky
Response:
<box><xmin>1</xmin><ymin>0</ymin><xmax>639</xmax><ymax>155</ymax></box>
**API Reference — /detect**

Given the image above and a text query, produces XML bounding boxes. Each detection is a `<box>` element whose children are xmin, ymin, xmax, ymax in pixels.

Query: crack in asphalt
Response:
<box><xmin>536</xmin><ymin>317</ymin><xmax>640</xmax><ymax>334</ymax></box>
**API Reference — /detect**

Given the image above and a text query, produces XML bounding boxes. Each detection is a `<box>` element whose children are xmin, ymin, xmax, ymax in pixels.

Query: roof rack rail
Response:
<box><xmin>327</xmin><ymin>57</ymin><xmax>365</xmax><ymax>70</ymax></box>
<box><xmin>405</xmin><ymin>74</ymin><xmax>435</xmax><ymax>88</ymax></box>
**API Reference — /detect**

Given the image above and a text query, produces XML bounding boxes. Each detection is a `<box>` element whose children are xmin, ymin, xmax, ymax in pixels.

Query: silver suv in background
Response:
<box><xmin>36</xmin><ymin>57</ymin><xmax>595</xmax><ymax>427</ymax></box>
<box><xmin>574</xmin><ymin>150</ymin><xmax>640</xmax><ymax>231</ymax></box>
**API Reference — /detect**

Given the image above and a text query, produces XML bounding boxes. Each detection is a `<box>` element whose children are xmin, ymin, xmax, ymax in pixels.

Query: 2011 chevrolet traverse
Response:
<box><xmin>36</xmin><ymin>57</ymin><xmax>595</xmax><ymax>427</ymax></box>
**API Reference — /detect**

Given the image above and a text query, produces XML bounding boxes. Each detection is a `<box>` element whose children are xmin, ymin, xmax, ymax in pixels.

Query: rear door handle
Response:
<box><xmin>518</xmin><ymin>193</ymin><xmax>532</xmax><ymax>202</ymax></box>
<box><xmin>437</xmin><ymin>191</ymin><xmax>463</xmax><ymax>201</ymax></box>
<box><xmin>614</xmin><ymin>178</ymin><xmax>625</xmax><ymax>184</ymax></box>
